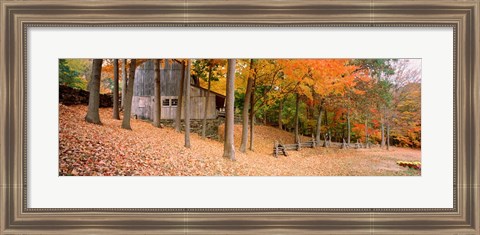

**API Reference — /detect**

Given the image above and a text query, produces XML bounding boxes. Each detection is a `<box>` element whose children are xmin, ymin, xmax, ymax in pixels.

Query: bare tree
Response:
<box><xmin>364</xmin><ymin>117</ymin><xmax>369</xmax><ymax>148</ymax></box>
<box><xmin>240</xmin><ymin>59</ymin><xmax>254</xmax><ymax>152</ymax></box>
<box><xmin>385</xmin><ymin>59</ymin><xmax>422</xmax><ymax>149</ymax></box>
<box><xmin>346</xmin><ymin>109</ymin><xmax>351</xmax><ymax>145</ymax></box>
<box><xmin>315</xmin><ymin>102</ymin><xmax>323</xmax><ymax>145</ymax></box>
<box><xmin>153</xmin><ymin>59</ymin><xmax>162</xmax><ymax>127</ymax></box>
<box><xmin>249</xmin><ymin>79</ymin><xmax>256</xmax><ymax>151</ymax></box>
<box><xmin>112</xmin><ymin>59</ymin><xmax>120</xmax><ymax>120</ymax></box>
<box><xmin>121</xmin><ymin>59</ymin><xmax>136</xmax><ymax>130</ymax></box>
<box><xmin>294</xmin><ymin>93</ymin><xmax>300</xmax><ymax>144</ymax></box>
<box><xmin>175</xmin><ymin>61</ymin><xmax>186</xmax><ymax>132</ymax></box>
<box><xmin>184</xmin><ymin>60</ymin><xmax>192</xmax><ymax>148</ymax></box>
<box><xmin>278</xmin><ymin>97</ymin><xmax>285</xmax><ymax>130</ymax></box>
<box><xmin>201</xmin><ymin>62</ymin><xmax>213</xmax><ymax>138</ymax></box>
<box><xmin>381</xmin><ymin>113</ymin><xmax>385</xmax><ymax>148</ymax></box>
<box><xmin>121</xmin><ymin>59</ymin><xmax>127</xmax><ymax>110</ymax></box>
<box><xmin>223</xmin><ymin>59</ymin><xmax>236</xmax><ymax>160</ymax></box>
<box><xmin>85</xmin><ymin>59</ymin><xmax>103</xmax><ymax>124</ymax></box>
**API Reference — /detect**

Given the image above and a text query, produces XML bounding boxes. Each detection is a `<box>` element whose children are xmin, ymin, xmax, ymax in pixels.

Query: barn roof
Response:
<box><xmin>191</xmin><ymin>84</ymin><xmax>226</xmax><ymax>98</ymax></box>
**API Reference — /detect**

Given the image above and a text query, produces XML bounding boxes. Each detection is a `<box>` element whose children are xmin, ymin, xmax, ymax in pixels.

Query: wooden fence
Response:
<box><xmin>273</xmin><ymin>140</ymin><xmax>317</xmax><ymax>157</ymax></box>
<box><xmin>273</xmin><ymin>139</ymin><xmax>373</xmax><ymax>157</ymax></box>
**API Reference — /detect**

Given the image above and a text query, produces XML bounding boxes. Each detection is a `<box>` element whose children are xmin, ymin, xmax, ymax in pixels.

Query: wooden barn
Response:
<box><xmin>132</xmin><ymin>60</ymin><xmax>226</xmax><ymax>120</ymax></box>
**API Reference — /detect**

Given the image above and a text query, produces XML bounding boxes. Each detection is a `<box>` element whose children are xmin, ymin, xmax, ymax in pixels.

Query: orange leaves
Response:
<box><xmin>278</xmin><ymin>59</ymin><xmax>365</xmax><ymax>101</ymax></box>
<box><xmin>59</xmin><ymin>104</ymin><xmax>420</xmax><ymax>176</ymax></box>
<box><xmin>298</xmin><ymin>83</ymin><xmax>313</xmax><ymax>101</ymax></box>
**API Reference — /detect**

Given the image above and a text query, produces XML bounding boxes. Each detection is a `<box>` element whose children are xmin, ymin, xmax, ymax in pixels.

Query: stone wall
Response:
<box><xmin>59</xmin><ymin>85</ymin><xmax>116</xmax><ymax>107</ymax></box>
<box><xmin>158</xmin><ymin>118</ymin><xmax>226</xmax><ymax>140</ymax></box>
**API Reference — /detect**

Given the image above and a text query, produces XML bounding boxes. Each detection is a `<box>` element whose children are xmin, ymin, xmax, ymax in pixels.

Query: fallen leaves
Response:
<box><xmin>397</xmin><ymin>161</ymin><xmax>422</xmax><ymax>170</ymax></box>
<box><xmin>59</xmin><ymin>104</ymin><xmax>421</xmax><ymax>176</ymax></box>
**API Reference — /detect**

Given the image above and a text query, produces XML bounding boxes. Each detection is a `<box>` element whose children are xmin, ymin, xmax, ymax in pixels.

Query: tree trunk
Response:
<box><xmin>112</xmin><ymin>59</ymin><xmax>120</xmax><ymax>120</ymax></box>
<box><xmin>184</xmin><ymin>60</ymin><xmax>191</xmax><ymax>148</ymax></box>
<box><xmin>386</xmin><ymin>122</ymin><xmax>390</xmax><ymax>150</ymax></box>
<box><xmin>249</xmin><ymin>78</ymin><xmax>256</xmax><ymax>151</ymax></box>
<box><xmin>121</xmin><ymin>59</ymin><xmax>127</xmax><ymax>110</ymax></box>
<box><xmin>278</xmin><ymin>98</ymin><xmax>284</xmax><ymax>130</ymax></box>
<box><xmin>323</xmin><ymin>109</ymin><xmax>328</xmax><ymax>147</ymax></box>
<box><xmin>365</xmin><ymin>118</ymin><xmax>369</xmax><ymax>148</ymax></box>
<box><xmin>153</xmin><ymin>59</ymin><xmax>162</xmax><ymax>127</ymax></box>
<box><xmin>294</xmin><ymin>93</ymin><xmax>300</xmax><ymax>144</ymax></box>
<box><xmin>240</xmin><ymin>59</ymin><xmax>254</xmax><ymax>152</ymax></box>
<box><xmin>347</xmin><ymin>110</ymin><xmax>351</xmax><ymax>145</ymax></box>
<box><xmin>121</xmin><ymin>59</ymin><xmax>136</xmax><ymax>130</ymax></box>
<box><xmin>223</xmin><ymin>59</ymin><xmax>236</xmax><ymax>160</ymax></box>
<box><xmin>175</xmin><ymin>61</ymin><xmax>186</xmax><ymax>132</ymax></box>
<box><xmin>381</xmin><ymin>114</ymin><xmax>385</xmax><ymax>148</ymax></box>
<box><xmin>315</xmin><ymin>104</ymin><xmax>323</xmax><ymax>145</ymax></box>
<box><xmin>249</xmin><ymin>95</ymin><xmax>255</xmax><ymax>151</ymax></box>
<box><xmin>202</xmin><ymin>65</ymin><xmax>213</xmax><ymax>138</ymax></box>
<box><xmin>85</xmin><ymin>59</ymin><xmax>103</xmax><ymax>124</ymax></box>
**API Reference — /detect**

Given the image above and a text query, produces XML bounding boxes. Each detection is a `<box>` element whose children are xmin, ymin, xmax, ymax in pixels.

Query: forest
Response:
<box><xmin>59</xmin><ymin>58</ymin><xmax>421</xmax><ymax>176</ymax></box>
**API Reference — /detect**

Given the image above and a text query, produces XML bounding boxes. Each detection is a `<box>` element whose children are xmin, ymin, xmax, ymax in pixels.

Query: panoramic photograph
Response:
<box><xmin>58</xmin><ymin>58</ymin><xmax>421</xmax><ymax>176</ymax></box>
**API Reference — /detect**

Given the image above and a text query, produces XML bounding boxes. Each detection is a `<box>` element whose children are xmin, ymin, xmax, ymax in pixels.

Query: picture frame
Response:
<box><xmin>1</xmin><ymin>0</ymin><xmax>478</xmax><ymax>233</ymax></box>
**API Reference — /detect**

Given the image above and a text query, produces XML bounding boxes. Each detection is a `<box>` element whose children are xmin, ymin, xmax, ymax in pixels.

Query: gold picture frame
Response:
<box><xmin>1</xmin><ymin>0</ymin><xmax>479</xmax><ymax>233</ymax></box>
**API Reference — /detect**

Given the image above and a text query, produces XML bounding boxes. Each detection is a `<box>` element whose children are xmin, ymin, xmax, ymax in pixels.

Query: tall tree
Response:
<box><xmin>85</xmin><ymin>59</ymin><xmax>103</xmax><ymax>124</ymax></box>
<box><xmin>278</xmin><ymin>97</ymin><xmax>285</xmax><ymax>130</ymax></box>
<box><xmin>112</xmin><ymin>59</ymin><xmax>120</xmax><ymax>120</ymax></box>
<box><xmin>323</xmin><ymin>109</ymin><xmax>329</xmax><ymax>147</ymax></box>
<box><xmin>121</xmin><ymin>59</ymin><xmax>127</xmax><ymax>110</ymax></box>
<box><xmin>315</xmin><ymin>100</ymin><xmax>323</xmax><ymax>144</ymax></box>
<box><xmin>193</xmin><ymin>59</ymin><xmax>223</xmax><ymax>138</ymax></box>
<box><xmin>223</xmin><ymin>59</ymin><xmax>236</xmax><ymax>160</ymax></box>
<box><xmin>386</xmin><ymin>59</ymin><xmax>421</xmax><ymax>148</ymax></box>
<box><xmin>386</xmin><ymin>123</ymin><xmax>390</xmax><ymax>150</ymax></box>
<box><xmin>351</xmin><ymin>59</ymin><xmax>395</xmax><ymax>148</ymax></box>
<box><xmin>346</xmin><ymin>109</ymin><xmax>351</xmax><ymax>144</ymax></box>
<box><xmin>184</xmin><ymin>60</ymin><xmax>192</xmax><ymax>148</ymax></box>
<box><xmin>121</xmin><ymin>59</ymin><xmax>136</xmax><ymax>130</ymax></box>
<box><xmin>246</xmin><ymin>59</ymin><xmax>287</xmax><ymax>151</ymax></box>
<box><xmin>153</xmin><ymin>59</ymin><xmax>162</xmax><ymax>128</ymax></box>
<box><xmin>249</xmin><ymin>79</ymin><xmax>255</xmax><ymax>151</ymax></box>
<box><xmin>294</xmin><ymin>93</ymin><xmax>301</xmax><ymax>143</ymax></box>
<box><xmin>240</xmin><ymin>59</ymin><xmax>254</xmax><ymax>152</ymax></box>
<box><xmin>310</xmin><ymin>59</ymin><xmax>358</xmax><ymax>146</ymax></box>
<box><xmin>278</xmin><ymin>59</ymin><xmax>313</xmax><ymax>144</ymax></box>
<box><xmin>202</xmin><ymin>64</ymin><xmax>213</xmax><ymax>138</ymax></box>
<box><xmin>175</xmin><ymin>61</ymin><xmax>186</xmax><ymax>132</ymax></box>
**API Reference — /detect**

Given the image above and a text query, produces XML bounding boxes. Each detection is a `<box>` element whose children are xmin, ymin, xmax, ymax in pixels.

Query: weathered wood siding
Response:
<box><xmin>187</xmin><ymin>87</ymin><xmax>217</xmax><ymax>119</ymax></box>
<box><xmin>131</xmin><ymin>96</ymin><xmax>154</xmax><ymax>120</ymax></box>
<box><xmin>162</xmin><ymin>60</ymin><xmax>184</xmax><ymax>96</ymax></box>
<box><xmin>132</xmin><ymin>60</ymin><xmax>218</xmax><ymax>120</ymax></box>
<box><xmin>134</xmin><ymin>60</ymin><xmax>183</xmax><ymax>97</ymax></box>
<box><xmin>162</xmin><ymin>87</ymin><xmax>217</xmax><ymax>120</ymax></box>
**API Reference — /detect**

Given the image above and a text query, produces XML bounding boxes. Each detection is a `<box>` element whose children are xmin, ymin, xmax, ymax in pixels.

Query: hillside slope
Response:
<box><xmin>59</xmin><ymin>105</ymin><xmax>421</xmax><ymax>176</ymax></box>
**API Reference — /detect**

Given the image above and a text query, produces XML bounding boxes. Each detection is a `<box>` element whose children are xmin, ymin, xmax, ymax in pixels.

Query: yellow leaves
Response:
<box><xmin>298</xmin><ymin>84</ymin><xmax>313</xmax><ymax>101</ymax></box>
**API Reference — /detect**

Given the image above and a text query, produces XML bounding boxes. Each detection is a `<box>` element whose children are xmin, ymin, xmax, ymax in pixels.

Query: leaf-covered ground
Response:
<box><xmin>59</xmin><ymin>105</ymin><xmax>421</xmax><ymax>176</ymax></box>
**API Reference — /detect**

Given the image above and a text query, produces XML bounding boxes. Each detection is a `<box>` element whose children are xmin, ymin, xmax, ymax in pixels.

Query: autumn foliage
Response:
<box><xmin>62</xmin><ymin>58</ymin><xmax>421</xmax><ymax>148</ymax></box>
<box><xmin>60</xmin><ymin>58</ymin><xmax>421</xmax><ymax>176</ymax></box>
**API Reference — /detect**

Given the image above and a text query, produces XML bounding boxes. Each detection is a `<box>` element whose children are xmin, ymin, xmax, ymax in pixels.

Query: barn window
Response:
<box><xmin>162</xmin><ymin>99</ymin><xmax>170</xmax><ymax>106</ymax></box>
<box><xmin>171</xmin><ymin>98</ymin><xmax>178</xmax><ymax>107</ymax></box>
